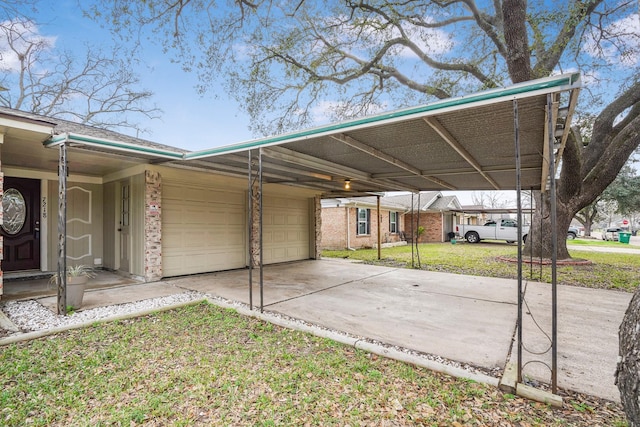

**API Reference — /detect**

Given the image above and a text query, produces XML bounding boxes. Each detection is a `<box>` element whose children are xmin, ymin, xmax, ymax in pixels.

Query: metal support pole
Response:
<box><xmin>547</xmin><ymin>94</ymin><xmax>559</xmax><ymax>393</ymax></box>
<box><xmin>513</xmin><ymin>99</ymin><xmax>523</xmax><ymax>383</ymax></box>
<box><xmin>57</xmin><ymin>144</ymin><xmax>68</xmax><ymax>315</ymax></box>
<box><xmin>411</xmin><ymin>193</ymin><xmax>415</xmax><ymax>268</ymax></box>
<box><xmin>259</xmin><ymin>148</ymin><xmax>264</xmax><ymax>313</ymax></box>
<box><xmin>377</xmin><ymin>195</ymin><xmax>381</xmax><ymax>260</ymax></box>
<box><xmin>530</xmin><ymin>187</ymin><xmax>534</xmax><ymax>278</ymax></box>
<box><xmin>248</xmin><ymin>150</ymin><xmax>253</xmax><ymax>311</ymax></box>
<box><xmin>416</xmin><ymin>192</ymin><xmax>421</xmax><ymax>268</ymax></box>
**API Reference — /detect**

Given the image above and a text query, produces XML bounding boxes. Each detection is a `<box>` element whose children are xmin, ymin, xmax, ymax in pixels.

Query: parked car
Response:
<box><xmin>456</xmin><ymin>219</ymin><xmax>529</xmax><ymax>244</ymax></box>
<box><xmin>603</xmin><ymin>227</ymin><xmax>623</xmax><ymax>241</ymax></box>
<box><xmin>567</xmin><ymin>226</ymin><xmax>579</xmax><ymax>240</ymax></box>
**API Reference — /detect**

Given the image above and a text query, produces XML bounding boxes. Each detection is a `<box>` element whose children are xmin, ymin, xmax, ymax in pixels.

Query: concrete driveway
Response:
<box><xmin>169</xmin><ymin>258</ymin><xmax>629</xmax><ymax>402</ymax></box>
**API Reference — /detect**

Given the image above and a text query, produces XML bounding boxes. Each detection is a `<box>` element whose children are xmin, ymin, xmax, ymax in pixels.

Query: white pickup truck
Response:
<box><xmin>456</xmin><ymin>219</ymin><xmax>529</xmax><ymax>244</ymax></box>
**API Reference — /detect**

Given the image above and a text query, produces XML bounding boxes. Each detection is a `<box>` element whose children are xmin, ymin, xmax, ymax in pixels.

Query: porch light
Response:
<box><xmin>344</xmin><ymin>179</ymin><xmax>351</xmax><ymax>190</ymax></box>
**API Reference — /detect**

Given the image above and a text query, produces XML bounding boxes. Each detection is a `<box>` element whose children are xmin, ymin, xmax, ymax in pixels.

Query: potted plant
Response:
<box><xmin>49</xmin><ymin>265</ymin><xmax>96</xmax><ymax>309</ymax></box>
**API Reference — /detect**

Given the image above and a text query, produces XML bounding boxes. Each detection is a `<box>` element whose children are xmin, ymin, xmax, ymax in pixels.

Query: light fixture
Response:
<box><xmin>344</xmin><ymin>179</ymin><xmax>351</xmax><ymax>190</ymax></box>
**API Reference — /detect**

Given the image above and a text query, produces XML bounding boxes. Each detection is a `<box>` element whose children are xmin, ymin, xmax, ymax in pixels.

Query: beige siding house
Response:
<box><xmin>0</xmin><ymin>107</ymin><xmax>320</xmax><ymax>299</ymax></box>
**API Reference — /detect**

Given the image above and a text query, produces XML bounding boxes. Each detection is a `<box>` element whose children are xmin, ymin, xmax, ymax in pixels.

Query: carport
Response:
<box><xmin>179</xmin><ymin>73</ymin><xmax>581</xmax><ymax>398</ymax></box>
<box><xmin>47</xmin><ymin>74</ymin><xmax>581</xmax><ymax>398</ymax></box>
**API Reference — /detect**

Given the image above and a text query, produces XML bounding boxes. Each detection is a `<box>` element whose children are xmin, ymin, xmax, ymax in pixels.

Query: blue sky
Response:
<box><xmin>26</xmin><ymin>1</ymin><xmax>254</xmax><ymax>151</ymax></box>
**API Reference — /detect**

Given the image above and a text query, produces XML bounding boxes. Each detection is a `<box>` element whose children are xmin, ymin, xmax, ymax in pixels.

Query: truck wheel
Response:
<box><xmin>523</xmin><ymin>234</ymin><xmax>527</xmax><ymax>243</ymax></box>
<box><xmin>506</xmin><ymin>240</ymin><xmax>515</xmax><ymax>244</ymax></box>
<box><xmin>567</xmin><ymin>232</ymin><xmax>576</xmax><ymax>240</ymax></box>
<box><xmin>466</xmin><ymin>232</ymin><xmax>480</xmax><ymax>243</ymax></box>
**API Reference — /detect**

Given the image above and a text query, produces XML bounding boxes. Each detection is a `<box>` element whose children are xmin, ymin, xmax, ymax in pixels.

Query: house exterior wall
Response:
<box><xmin>320</xmin><ymin>207</ymin><xmax>348</xmax><ymax>250</ymax></box>
<box><xmin>405</xmin><ymin>212</ymin><xmax>444</xmax><ymax>243</ymax></box>
<box><xmin>321</xmin><ymin>206</ymin><xmax>405</xmax><ymax>250</ymax></box>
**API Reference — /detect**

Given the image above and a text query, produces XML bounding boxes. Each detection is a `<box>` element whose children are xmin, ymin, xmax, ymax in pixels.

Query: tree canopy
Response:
<box><xmin>91</xmin><ymin>0</ymin><xmax>638</xmax><ymax>134</ymax></box>
<box><xmin>0</xmin><ymin>16</ymin><xmax>159</xmax><ymax>132</ymax></box>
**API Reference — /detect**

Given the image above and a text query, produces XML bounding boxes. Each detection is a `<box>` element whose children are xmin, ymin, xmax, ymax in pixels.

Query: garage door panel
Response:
<box><xmin>163</xmin><ymin>181</ymin><xmax>246</xmax><ymax>277</ymax></box>
<box><xmin>263</xmin><ymin>201</ymin><xmax>309</xmax><ymax>264</ymax></box>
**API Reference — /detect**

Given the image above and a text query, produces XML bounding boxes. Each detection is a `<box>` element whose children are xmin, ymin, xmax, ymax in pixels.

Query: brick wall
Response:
<box><xmin>321</xmin><ymin>206</ymin><xmax>405</xmax><ymax>250</ymax></box>
<box><xmin>313</xmin><ymin>196</ymin><xmax>322</xmax><ymax>259</ymax></box>
<box><xmin>144</xmin><ymin>170</ymin><xmax>162</xmax><ymax>281</ymax></box>
<box><xmin>320</xmin><ymin>207</ymin><xmax>347</xmax><ymax>250</ymax></box>
<box><xmin>404</xmin><ymin>212</ymin><xmax>444</xmax><ymax>243</ymax></box>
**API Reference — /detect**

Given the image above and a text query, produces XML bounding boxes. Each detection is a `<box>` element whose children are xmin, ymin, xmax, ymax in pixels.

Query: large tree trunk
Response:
<box><xmin>524</xmin><ymin>191</ymin><xmax>573</xmax><ymax>260</ymax></box>
<box><xmin>525</xmin><ymin>81</ymin><xmax>640</xmax><ymax>261</ymax></box>
<box><xmin>617</xmin><ymin>287</ymin><xmax>640</xmax><ymax>426</ymax></box>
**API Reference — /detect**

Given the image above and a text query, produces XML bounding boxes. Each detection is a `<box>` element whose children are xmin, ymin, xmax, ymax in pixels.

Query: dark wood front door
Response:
<box><xmin>2</xmin><ymin>177</ymin><xmax>41</xmax><ymax>271</ymax></box>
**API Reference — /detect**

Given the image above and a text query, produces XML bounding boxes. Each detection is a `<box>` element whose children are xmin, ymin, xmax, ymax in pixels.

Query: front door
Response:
<box><xmin>2</xmin><ymin>177</ymin><xmax>41</xmax><ymax>271</ymax></box>
<box><xmin>119</xmin><ymin>182</ymin><xmax>131</xmax><ymax>272</ymax></box>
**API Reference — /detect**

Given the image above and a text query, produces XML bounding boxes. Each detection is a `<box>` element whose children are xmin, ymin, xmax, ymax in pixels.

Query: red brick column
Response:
<box><xmin>144</xmin><ymin>170</ymin><xmax>162</xmax><ymax>281</ymax></box>
<box><xmin>314</xmin><ymin>196</ymin><xmax>321</xmax><ymax>259</ymax></box>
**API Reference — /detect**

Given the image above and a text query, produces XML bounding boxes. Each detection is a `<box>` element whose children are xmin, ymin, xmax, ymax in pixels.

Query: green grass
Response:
<box><xmin>322</xmin><ymin>242</ymin><xmax>640</xmax><ymax>291</ymax></box>
<box><xmin>568</xmin><ymin>238</ymin><xmax>639</xmax><ymax>248</ymax></box>
<box><xmin>0</xmin><ymin>302</ymin><xmax>625</xmax><ymax>426</ymax></box>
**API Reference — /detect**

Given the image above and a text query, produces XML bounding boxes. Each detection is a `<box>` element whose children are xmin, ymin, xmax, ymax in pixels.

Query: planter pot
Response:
<box><xmin>66</xmin><ymin>276</ymin><xmax>88</xmax><ymax>309</ymax></box>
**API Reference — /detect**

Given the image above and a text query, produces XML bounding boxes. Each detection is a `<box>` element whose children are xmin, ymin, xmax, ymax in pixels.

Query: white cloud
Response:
<box><xmin>310</xmin><ymin>99</ymin><xmax>388</xmax><ymax>124</ymax></box>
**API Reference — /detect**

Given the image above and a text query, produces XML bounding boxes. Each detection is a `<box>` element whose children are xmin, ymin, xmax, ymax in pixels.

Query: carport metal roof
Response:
<box><xmin>43</xmin><ymin>73</ymin><xmax>580</xmax><ymax>195</ymax></box>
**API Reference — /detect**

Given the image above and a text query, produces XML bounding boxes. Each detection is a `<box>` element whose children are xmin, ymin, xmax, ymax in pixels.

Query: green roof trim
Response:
<box><xmin>41</xmin><ymin>73</ymin><xmax>580</xmax><ymax>162</ymax></box>
<box><xmin>45</xmin><ymin>133</ymin><xmax>184</xmax><ymax>159</ymax></box>
<box><xmin>186</xmin><ymin>72</ymin><xmax>581</xmax><ymax>160</ymax></box>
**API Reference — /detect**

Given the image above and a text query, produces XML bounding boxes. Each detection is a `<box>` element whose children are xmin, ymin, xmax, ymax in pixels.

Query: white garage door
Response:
<box><xmin>162</xmin><ymin>181</ymin><xmax>246</xmax><ymax>277</ymax></box>
<box><xmin>263</xmin><ymin>196</ymin><xmax>310</xmax><ymax>264</ymax></box>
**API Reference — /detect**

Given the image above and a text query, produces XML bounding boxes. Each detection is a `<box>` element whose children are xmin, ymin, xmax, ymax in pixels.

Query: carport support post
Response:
<box><xmin>547</xmin><ymin>94</ymin><xmax>559</xmax><ymax>394</ymax></box>
<box><xmin>247</xmin><ymin>149</ymin><xmax>264</xmax><ymax>313</ymax></box>
<box><xmin>514</xmin><ymin>100</ymin><xmax>524</xmax><ymax>384</ymax></box>
<box><xmin>57</xmin><ymin>143</ymin><xmax>68</xmax><ymax>316</ymax></box>
<box><xmin>410</xmin><ymin>193</ymin><xmax>415</xmax><ymax>267</ymax></box>
<box><xmin>248</xmin><ymin>150</ymin><xmax>253</xmax><ymax>310</ymax></box>
<box><xmin>377</xmin><ymin>195</ymin><xmax>381</xmax><ymax>260</ymax></box>
<box><xmin>259</xmin><ymin>148</ymin><xmax>264</xmax><ymax>313</ymax></box>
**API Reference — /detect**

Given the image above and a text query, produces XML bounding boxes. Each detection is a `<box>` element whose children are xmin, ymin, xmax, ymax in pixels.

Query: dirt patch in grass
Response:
<box><xmin>0</xmin><ymin>303</ymin><xmax>626</xmax><ymax>426</ymax></box>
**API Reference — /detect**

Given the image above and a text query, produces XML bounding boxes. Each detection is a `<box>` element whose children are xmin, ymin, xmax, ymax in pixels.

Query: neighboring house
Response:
<box><xmin>321</xmin><ymin>196</ymin><xmax>407</xmax><ymax>250</ymax></box>
<box><xmin>321</xmin><ymin>192</ymin><xmax>462</xmax><ymax>250</ymax></box>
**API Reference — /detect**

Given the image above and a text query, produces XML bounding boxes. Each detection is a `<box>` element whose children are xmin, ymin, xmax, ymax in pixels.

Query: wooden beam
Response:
<box><xmin>540</xmin><ymin>97</ymin><xmax>559</xmax><ymax>193</ymax></box>
<box><xmin>554</xmin><ymin>88</ymin><xmax>580</xmax><ymax>175</ymax></box>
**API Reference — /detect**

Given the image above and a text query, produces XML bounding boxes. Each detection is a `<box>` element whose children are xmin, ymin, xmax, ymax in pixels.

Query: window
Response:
<box><xmin>389</xmin><ymin>211</ymin><xmax>398</xmax><ymax>233</ymax></box>
<box><xmin>357</xmin><ymin>208</ymin><xmax>370</xmax><ymax>235</ymax></box>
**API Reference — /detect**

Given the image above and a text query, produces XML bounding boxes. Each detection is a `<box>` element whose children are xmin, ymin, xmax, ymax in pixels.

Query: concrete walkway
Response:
<box><xmin>168</xmin><ymin>259</ymin><xmax>629</xmax><ymax>402</ymax></box>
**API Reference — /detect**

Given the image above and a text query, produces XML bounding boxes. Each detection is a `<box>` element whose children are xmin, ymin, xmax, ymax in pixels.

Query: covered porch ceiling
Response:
<box><xmin>37</xmin><ymin>73</ymin><xmax>580</xmax><ymax>194</ymax></box>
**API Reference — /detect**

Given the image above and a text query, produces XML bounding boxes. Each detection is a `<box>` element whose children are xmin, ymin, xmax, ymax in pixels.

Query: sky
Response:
<box><xmin>3</xmin><ymin>1</ymin><xmax>638</xmax><ymax>207</ymax></box>
<box><xmin>21</xmin><ymin>1</ymin><xmax>254</xmax><ymax>151</ymax></box>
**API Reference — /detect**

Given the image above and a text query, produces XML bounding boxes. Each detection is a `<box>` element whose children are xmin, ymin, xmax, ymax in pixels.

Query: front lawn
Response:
<box><xmin>322</xmin><ymin>243</ymin><xmax>640</xmax><ymax>291</ymax></box>
<box><xmin>0</xmin><ymin>303</ymin><xmax>625</xmax><ymax>426</ymax></box>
